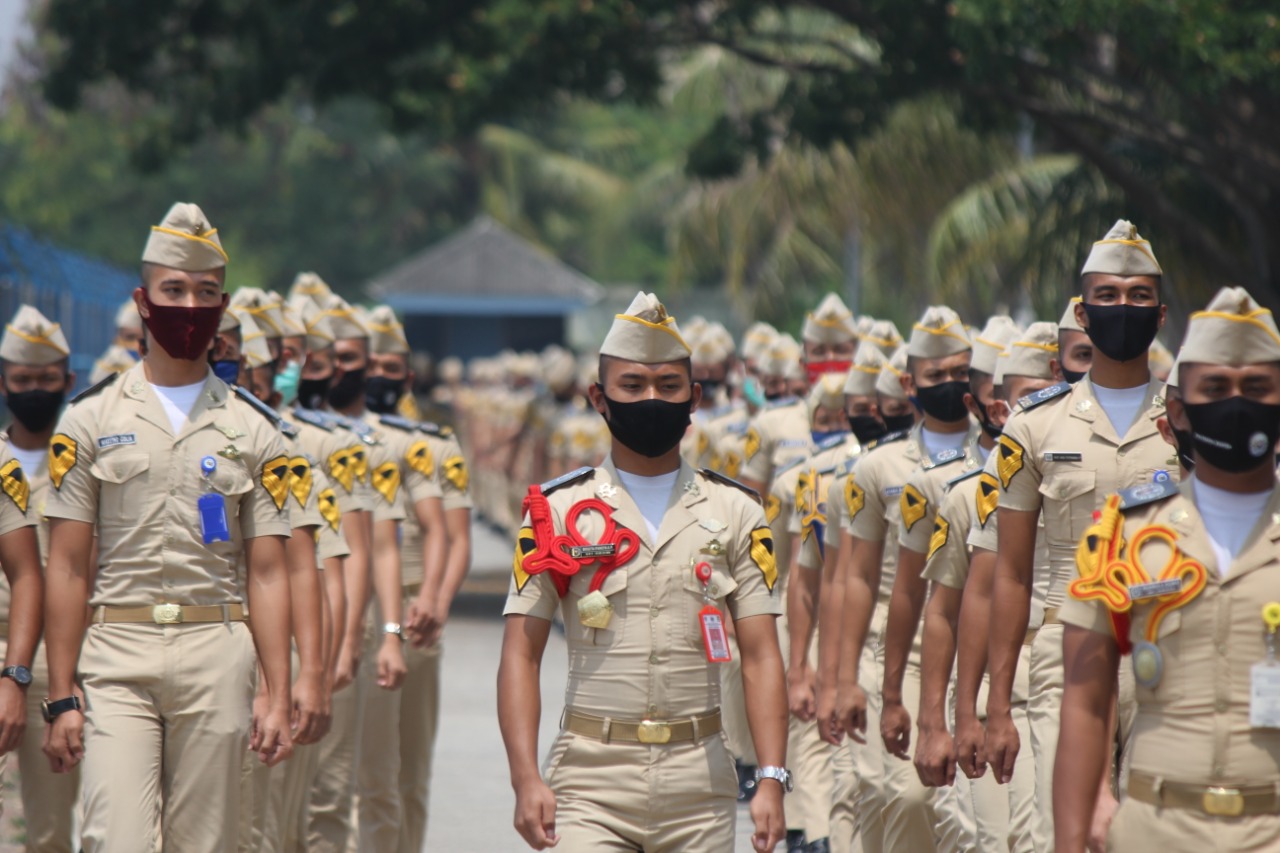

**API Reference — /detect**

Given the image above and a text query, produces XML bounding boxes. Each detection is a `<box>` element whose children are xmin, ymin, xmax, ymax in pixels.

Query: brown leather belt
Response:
<box><xmin>1128</xmin><ymin>771</ymin><xmax>1280</xmax><ymax>817</ymax></box>
<box><xmin>92</xmin><ymin>603</ymin><xmax>246</xmax><ymax>625</ymax></box>
<box><xmin>563</xmin><ymin>708</ymin><xmax>722</xmax><ymax>745</ymax></box>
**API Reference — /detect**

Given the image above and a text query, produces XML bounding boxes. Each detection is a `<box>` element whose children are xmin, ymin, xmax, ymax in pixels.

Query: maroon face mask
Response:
<box><xmin>139</xmin><ymin>290</ymin><xmax>225</xmax><ymax>361</ymax></box>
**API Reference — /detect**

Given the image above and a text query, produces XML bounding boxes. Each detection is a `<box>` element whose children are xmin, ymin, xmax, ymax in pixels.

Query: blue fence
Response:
<box><xmin>0</xmin><ymin>223</ymin><xmax>138</xmax><ymax>395</ymax></box>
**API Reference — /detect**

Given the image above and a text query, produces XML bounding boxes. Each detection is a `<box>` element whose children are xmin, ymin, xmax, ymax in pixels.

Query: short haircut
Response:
<box><xmin>968</xmin><ymin>368</ymin><xmax>993</xmax><ymax>400</ymax></box>
<box><xmin>598</xmin><ymin>354</ymin><xmax>692</xmax><ymax>384</ymax></box>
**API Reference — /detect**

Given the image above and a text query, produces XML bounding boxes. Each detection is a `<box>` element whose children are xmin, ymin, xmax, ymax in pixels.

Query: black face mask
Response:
<box><xmin>297</xmin><ymin>376</ymin><xmax>331</xmax><ymax>410</ymax></box>
<box><xmin>598</xmin><ymin>389</ymin><xmax>693</xmax><ymax>458</ymax></box>
<box><xmin>1082</xmin><ymin>303</ymin><xmax>1161</xmax><ymax>363</ymax></box>
<box><xmin>974</xmin><ymin>405</ymin><xmax>1003</xmax><ymax>441</ymax></box>
<box><xmin>914</xmin><ymin>380</ymin><xmax>970</xmax><ymax>422</ymax></box>
<box><xmin>883</xmin><ymin>411</ymin><xmax>915</xmax><ymax>434</ymax></box>
<box><xmin>365</xmin><ymin>376</ymin><xmax>404</xmax><ymax>415</ymax></box>
<box><xmin>846</xmin><ymin>413</ymin><xmax>887</xmax><ymax>446</ymax></box>
<box><xmin>6</xmin><ymin>389</ymin><xmax>65</xmax><ymax>432</ymax></box>
<box><xmin>1172</xmin><ymin>427</ymin><xmax>1196</xmax><ymax>471</ymax></box>
<box><xmin>698</xmin><ymin>379</ymin><xmax>722</xmax><ymax>398</ymax></box>
<box><xmin>1061</xmin><ymin>366</ymin><xmax>1087</xmax><ymax>384</ymax></box>
<box><xmin>327</xmin><ymin>368</ymin><xmax>366</xmax><ymax>410</ymax></box>
<box><xmin>1182</xmin><ymin>396</ymin><xmax>1280</xmax><ymax>473</ymax></box>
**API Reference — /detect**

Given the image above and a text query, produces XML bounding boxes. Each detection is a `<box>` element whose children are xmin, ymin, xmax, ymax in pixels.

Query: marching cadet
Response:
<box><xmin>859</xmin><ymin>318</ymin><xmax>905</xmax><ymax>360</ymax></box>
<box><xmin>0</xmin><ymin>308</ymin><xmax>65</xmax><ymax>851</ymax></box>
<box><xmin>684</xmin><ymin>326</ymin><xmax>736</xmax><ymax>470</ymax></box>
<box><xmin>498</xmin><ymin>292</ymin><xmax>788</xmax><ymax>852</ymax></box>
<box><xmin>741</xmin><ymin>294</ymin><xmax>858</xmax><ymax>495</ymax></box>
<box><xmin>986</xmin><ymin>221</ymin><xmax>1176</xmax><ymax>851</ymax></box>
<box><xmin>42</xmin><ymin>202</ymin><xmax>295</xmax><ymax>852</ymax></box>
<box><xmin>723</xmin><ymin>334</ymin><xmax>805</xmax><ymax>483</ymax></box>
<box><xmin>526</xmin><ymin>345</ymin><xmax>581</xmax><ymax>487</ymax></box>
<box><xmin>1056</xmin><ymin>297</ymin><xmax>1091</xmax><ymax>384</ymax></box>
<box><xmin>111</xmin><ymin>298</ymin><xmax>144</xmax><ymax>356</ymax></box>
<box><xmin>915</xmin><ymin>322</ymin><xmax>1061</xmax><ymax>853</ymax></box>
<box><xmin>1056</xmin><ymin>287</ymin><xmax>1280</xmax><ymax>852</ymax></box>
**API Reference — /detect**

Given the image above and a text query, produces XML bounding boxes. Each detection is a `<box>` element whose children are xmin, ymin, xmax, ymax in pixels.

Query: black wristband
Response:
<box><xmin>41</xmin><ymin>695</ymin><xmax>82</xmax><ymax>723</ymax></box>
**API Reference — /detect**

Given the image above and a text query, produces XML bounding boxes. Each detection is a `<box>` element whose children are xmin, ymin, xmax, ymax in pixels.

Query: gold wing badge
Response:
<box><xmin>261</xmin><ymin>455</ymin><xmax>291</xmax><ymax>512</ymax></box>
<box><xmin>49</xmin><ymin>434</ymin><xmax>77</xmax><ymax>490</ymax></box>
<box><xmin>0</xmin><ymin>459</ymin><xmax>29</xmax><ymax>513</ymax></box>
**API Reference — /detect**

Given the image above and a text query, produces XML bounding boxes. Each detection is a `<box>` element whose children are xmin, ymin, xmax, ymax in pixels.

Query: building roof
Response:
<box><xmin>367</xmin><ymin>216</ymin><xmax>604</xmax><ymax>316</ymax></box>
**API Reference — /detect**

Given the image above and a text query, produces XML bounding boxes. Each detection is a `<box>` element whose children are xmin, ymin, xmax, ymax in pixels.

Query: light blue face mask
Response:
<box><xmin>274</xmin><ymin>360</ymin><xmax>302</xmax><ymax>406</ymax></box>
<box><xmin>743</xmin><ymin>375</ymin><xmax>766</xmax><ymax>409</ymax></box>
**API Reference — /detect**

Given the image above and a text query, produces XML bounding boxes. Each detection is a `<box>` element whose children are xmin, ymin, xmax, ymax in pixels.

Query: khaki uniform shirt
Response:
<box><xmin>504</xmin><ymin>460</ymin><xmax>782</xmax><ymax>718</ymax></box>
<box><xmin>46</xmin><ymin>364</ymin><xmax>291</xmax><ymax>607</ymax></box>
<box><xmin>896</xmin><ymin>426</ymin><xmax>984</xmax><ymax>556</ymax></box>
<box><xmin>291</xmin><ymin>410</ymin><xmax>374</xmax><ymax>515</ymax></box>
<box><xmin>0</xmin><ymin>439</ymin><xmax>39</xmax><ymax>618</ymax></box>
<box><xmin>786</xmin><ymin>435</ymin><xmax>860</xmax><ymax>574</ymax></box>
<box><xmin>741</xmin><ymin>398</ymin><xmax>810</xmax><ymax>485</ymax></box>
<box><xmin>1060</xmin><ymin>481</ymin><xmax>1280</xmax><ymax>785</ymax></box>
<box><xmin>966</xmin><ymin>451</ymin><xmax>1051</xmax><ymax>628</ymax></box>
<box><xmin>997</xmin><ymin>377</ymin><xmax>1179</xmax><ymax>609</ymax></box>
<box><xmin>706</xmin><ymin>406</ymin><xmax>749</xmax><ymax>476</ymax></box>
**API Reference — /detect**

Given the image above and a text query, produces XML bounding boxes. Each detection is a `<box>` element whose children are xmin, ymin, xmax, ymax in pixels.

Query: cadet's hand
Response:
<box><xmin>43</xmin><ymin>709</ymin><xmax>84</xmax><ymax>773</ymax></box>
<box><xmin>0</xmin><ymin>678</ymin><xmax>26</xmax><ymax>755</ymax></box>
<box><xmin>1089</xmin><ymin>787</ymin><xmax>1118</xmax><ymax>853</ymax></box>
<box><xmin>513</xmin><ymin>778</ymin><xmax>559</xmax><ymax>849</ymax></box>
<box><xmin>786</xmin><ymin>666</ymin><xmax>816</xmax><ymax>722</ymax></box>
<box><xmin>953</xmin><ymin>712</ymin><xmax>988</xmax><ymax>780</ymax></box>
<box><xmin>750</xmin><ymin>779</ymin><xmax>785</xmax><ymax>851</ymax></box>
<box><xmin>291</xmin><ymin>671</ymin><xmax>329</xmax><ymax>745</ymax></box>
<box><xmin>984</xmin><ymin>709</ymin><xmax>1020</xmax><ymax>784</ymax></box>
<box><xmin>815</xmin><ymin>679</ymin><xmax>843</xmax><ymax>745</ymax></box>
<box><xmin>406</xmin><ymin>596</ymin><xmax>442</xmax><ymax>649</ymax></box>
<box><xmin>251</xmin><ymin>704</ymin><xmax>294</xmax><ymax>767</ymax></box>
<box><xmin>376</xmin><ymin>637</ymin><xmax>407</xmax><ymax>690</ymax></box>
<box><xmin>835</xmin><ymin>682</ymin><xmax>868</xmax><ymax>745</ymax></box>
<box><xmin>332</xmin><ymin>645</ymin><xmax>358</xmax><ymax>693</ymax></box>
<box><xmin>879</xmin><ymin>698</ymin><xmax>912</xmax><ymax>760</ymax></box>
<box><xmin>914</xmin><ymin>723</ymin><xmax>956</xmax><ymax>787</ymax></box>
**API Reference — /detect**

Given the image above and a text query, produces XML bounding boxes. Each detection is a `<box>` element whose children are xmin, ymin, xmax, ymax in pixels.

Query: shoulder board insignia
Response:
<box><xmin>725</xmin><ymin>421</ymin><xmax>749</xmax><ymax>436</ymax></box>
<box><xmin>945</xmin><ymin>467</ymin><xmax>982</xmax><ymax>490</ymax></box>
<box><xmin>840</xmin><ymin>458</ymin><xmax>857</xmax><ymax>475</ymax></box>
<box><xmin>1118</xmin><ymin>479</ymin><xmax>1179</xmax><ymax>511</ymax></box>
<box><xmin>379</xmin><ymin>414</ymin><xmax>420</xmax><ymax>433</ymax></box>
<box><xmin>416</xmin><ymin>420</ymin><xmax>452</xmax><ymax>437</ymax></box>
<box><xmin>330</xmin><ymin>414</ymin><xmax>377</xmax><ymax>444</ymax></box>
<box><xmin>233</xmin><ymin>385</ymin><xmax>296</xmax><ymax>435</ymax></box>
<box><xmin>817</xmin><ymin>462</ymin><xmax>842</xmax><ymax>477</ymax></box>
<box><xmin>69</xmin><ymin>372</ymin><xmax>119</xmax><ymax>405</ymax></box>
<box><xmin>540</xmin><ymin>466</ymin><xmax>593</xmax><ymax>496</ymax></box>
<box><xmin>868</xmin><ymin>429</ymin><xmax>909</xmax><ymax>450</ymax></box>
<box><xmin>926</xmin><ymin>447</ymin><xmax>966</xmax><ymax>469</ymax></box>
<box><xmin>817</xmin><ymin>432</ymin><xmax>847</xmax><ymax>451</ymax></box>
<box><xmin>292</xmin><ymin>407</ymin><xmax>337</xmax><ymax>432</ymax></box>
<box><xmin>699</xmin><ymin>468</ymin><xmax>761</xmax><ymax>502</ymax></box>
<box><xmin>774</xmin><ymin>455</ymin><xmax>808</xmax><ymax>477</ymax></box>
<box><xmin>1017</xmin><ymin>381</ymin><xmax>1071</xmax><ymax>412</ymax></box>
<box><xmin>277</xmin><ymin>420</ymin><xmax>300</xmax><ymax>439</ymax></box>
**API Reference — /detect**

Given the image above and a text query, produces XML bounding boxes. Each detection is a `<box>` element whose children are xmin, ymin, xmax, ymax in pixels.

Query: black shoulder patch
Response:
<box><xmin>540</xmin><ymin>466</ymin><xmax>593</xmax><ymax>496</ymax></box>
<box><xmin>69</xmin><ymin>372</ymin><xmax>119</xmax><ymax>405</ymax></box>
<box><xmin>868</xmin><ymin>429</ymin><xmax>910</xmax><ymax>450</ymax></box>
<box><xmin>945</xmin><ymin>467</ymin><xmax>982</xmax><ymax>490</ymax></box>
<box><xmin>699</xmin><ymin>468</ymin><xmax>762</xmax><ymax>502</ymax></box>
<box><xmin>233</xmin><ymin>385</ymin><xmax>296</xmax><ymax>436</ymax></box>
<box><xmin>925</xmin><ymin>446</ymin><xmax>966</xmax><ymax>469</ymax></box>
<box><xmin>1017</xmin><ymin>382</ymin><xmax>1071</xmax><ymax>412</ymax></box>
<box><xmin>292</xmin><ymin>407</ymin><xmax>336</xmax><ymax>432</ymax></box>
<box><xmin>1118</xmin><ymin>479</ymin><xmax>1179</xmax><ymax>511</ymax></box>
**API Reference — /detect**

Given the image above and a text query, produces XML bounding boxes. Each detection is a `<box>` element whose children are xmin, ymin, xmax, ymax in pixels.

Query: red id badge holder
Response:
<box><xmin>695</xmin><ymin>562</ymin><xmax>732</xmax><ymax>663</ymax></box>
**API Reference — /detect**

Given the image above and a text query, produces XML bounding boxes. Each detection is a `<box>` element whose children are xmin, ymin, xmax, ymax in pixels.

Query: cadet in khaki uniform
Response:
<box><xmin>1056</xmin><ymin>297</ymin><xmax>1092</xmax><ymax>384</ymax></box>
<box><xmin>498</xmin><ymin>292</ymin><xmax>789</xmax><ymax>852</ymax></box>
<box><xmin>986</xmin><ymin>221</ymin><xmax>1177</xmax><ymax>850</ymax></box>
<box><xmin>0</xmin><ymin>308</ymin><xmax>58</xmax><ymax>846</ymax></box>
<box><xmin>1056</xmin><ymin>287</ymin><xmax>1280</xmax><ymax>852</ymax></box>
<box><xmin>42</xmin><ymin>203</ymin><xmax>295</xmax><ymax>853</ymax></box>
<box><xmin>915</xmin><ymin>323</ymin><xmax>1060</xmax><ymax>853</ymax></box>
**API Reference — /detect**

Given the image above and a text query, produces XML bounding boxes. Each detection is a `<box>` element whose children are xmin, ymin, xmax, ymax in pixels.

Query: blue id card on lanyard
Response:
<box><xmin>198</xmin><ymin>456</ymin><xmax>230</xmax><ymax>544</ymax></box>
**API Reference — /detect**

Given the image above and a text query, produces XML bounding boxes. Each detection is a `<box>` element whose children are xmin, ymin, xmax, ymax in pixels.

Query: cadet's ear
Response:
<box><xmin>587</xmin><ymin>382</ymin><xmax>608</xmax><ymax>418</ymax></box>
<box><xmin>1166</xmin><ymin>396</ymin><xmax>1189</xmax><ymax>432</ymax></box>
<box><xmin>898</xmin><ymin>371</ymin><xmax>916</xmax><ymax>398</ymax></box>
<box><xmin>1048</xmin><ymin>358</ymin><xmax>1065</xmax><ymax>382</ymax></box>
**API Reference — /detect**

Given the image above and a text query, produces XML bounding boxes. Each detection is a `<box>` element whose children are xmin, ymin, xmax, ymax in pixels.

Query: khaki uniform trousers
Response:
<box><xmin>79</xmin><ymin>622</ymin><xmax>255</xmax><ymax>853</ymax></box>
<box><xmin>833</xmin><ymin>632</ymin><xmax>886</xmax><ymax>853</ymax></box>
<box><xmin>0</xmin><ymin>636</ymin><xmax>79</xmax><ymax>853</ymax></box>
<box><xmin>966</xmin><ymin>649</ymin><xmax>1034</xmax><ymax>853</ymax></box>
<box><xmin>1107</xmin><ymin>798</ymin><xmax>1280</xmax><ymax>853</ymax></box>
<box><xmin>828</xmin><ymin>738</ymin><xmax>860</xmax><ymax>853</ymax></box>
<box><xmin>788</xmin><ymin>631</ymin><xmax>837</xmax><ymax>843</ymax></box>
<box><xmin>354</xmin><ymin>597</ymin><xmax>442</xmax><ymax>853</ymax></box>
<box><xmin>259</xmin><ymin>649</ymin><xmax>320</xmax><ymax>853</ymax></box>
<box><xmin>307</xmin><ymin>671</ymin><xmax>365</xmax><ymax>853</ymax></box>
<box><xmin>543</xmin><ymin>729</ymin><xmax>739</xmax><ymax>852</ymax></box>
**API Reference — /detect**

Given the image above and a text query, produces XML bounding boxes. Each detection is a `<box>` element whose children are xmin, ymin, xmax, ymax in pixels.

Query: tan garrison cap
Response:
<box><xmin>907</xmin><ymin>306</ymin><xmax>971</xmax><ymax>359</ymax></box>
<box><xmin>218</xmin><ymin>305</ymin><xmax>240</xmax><ymax>334</ymax></box>
<box><xmin>90</xmin><ymin>344</ymin><xmax>136</xmax><ymax>384</ymax></box>
<box><xmin>971</xmin><ymin>315</ymin><xmax>1022</xmax><ymax>374</ymax></box>
<box><xmin>996</xmin><ymin>322</ymin><xmax>1059</xmax><ymax>384</ymax></box>
<box><xmin>366</xmin><ymin>305</ymin><xmax>410</xmax><ymax>356</ymax></box>
<box><xmin>802</xmin><ymin>293</ymin><xmax>857</xmax><ymax>345</ymax></box>
<box><xmin>806</xmin><ymin>371</ymin><xmax>848</xmax><ymax>418</ymax></box>
<box><xmin>233</xmin><ymin>311</ymin><xmax>272</xmax><ymax>369</ymax></box>
<box><xmin>322</xmin><ymin>294</ymin><xmax>368</xmax><ymax>341</ymax></box>
<box><xmin>1177</xmin><ymin>287</ymin><xmax>1280</xmax><ymax>367</ymax></box>
<box><xmin>1081</xmin><ymin>219</ymin><xmax>1162</xmax><ymax>277</ymax></box>
<box><xmin>542</xmin><ymin>346</ymin><xmax>577</xmax><ymax>394</ymax></box>
<box><xmin>1</xmin><ymin>305</ymin><xmax>70</xmax><ymax>365</ymax></box>
<box><xmin>691</xmin><ymin>334</ymin><xmax>733</xmax><ymax>367</ymax></box>
<box><xmin>861</xmin><ymin>319</ymin><xmax>903</xmax><ymax>358</ymax></box>
<box><xmin>741</xmin><ymin>322</ymin><xmax>778</xmax><ymax>362</ymax></box>
<box><xmin>682</xmin><ymin>316</ymin><xmax>709</xmax><ymax>347</ymax></box>
<box><xmin>439</xmin><ymin>357</ymin><xmax>464</xmax><ymax>384</ymax></box>
<box><xmin>599</xmin><ymin>292</ymin><xmax>691</xmax><ymax>364</ymax></box>
<box><xmin>290</xmin><ymin>296</ymin><xmax>336</xmax><ymax>352</ymax></box>
<box><xmin>855</xmin><ymin>315</ymin><xmax>875</xmax><ymax>338</ymax></box>
<box><xmin>289</xmin><ymin>272</ymin><xmax>333</xmax><ymax>306</ymax></box>
<box><xmin>1059</xmin><ymin>296</ymin><xmax>1084</xmax><ymax>333</ymax></box>
<box><xmin>141</xmin><ymin>203</ymin><xmax>227</xmax><ymax>271</ymax></box>
<box><xmin>876</xmin><ymin>346</ymin><xmax>909</xmax><ymax>401</ymax></box>
<box><xmin>1148</xmin><ymin>338</ymin><xmax>1174</xmax><ymax>379</ymax></box>
<box><xmin>844</xmin><ymin>344</ymin><xmax>885</xmax><ymax>397</ymax></box>
<box><xmin>274</xmin><ymin>293</ymin><xmax>306</xmax><ymax>338</ymax></box>
<box><xmin>759</xmin><ymin>334</ymin><xmax>803</xmax><ymax>381</ymax></box>
<box><xmin>230</xmin><ymin>287</ymin><xmax>284</xmax><ymax>339</ymax></box>
<box><xmin>115</xmin><ymin>299</ymin><xmax>142</xmax><ymax>332</ymax></box>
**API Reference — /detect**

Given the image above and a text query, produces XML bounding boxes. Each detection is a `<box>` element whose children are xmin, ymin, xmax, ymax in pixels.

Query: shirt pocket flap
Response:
<box><xmin>682</xmin><ymin>562</ymin><xmax>740</xmax><ymax>600</ymax></box>
<box><xmin>209</xmin><ymin>463</ymin><xmax>254</xmax><ymax>496</ymax></box>
<box><xmin>90</xmin><ymin>452</ymin><xmax>149</xmax><ymax>485</ymax></box>
<box><xmin>1038</xmin><ymin>469</ymin><xmax>1096</xmax><ymax>502</ymax></box>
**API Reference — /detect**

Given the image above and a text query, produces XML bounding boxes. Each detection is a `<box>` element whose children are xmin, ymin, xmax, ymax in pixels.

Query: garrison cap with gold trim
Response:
<box><xmin>289</xmin><ymin>296</ymin><xmax>336</xmax><ymax>352</ymax></box>
<box><xmin>289</xmin><ymin>271</ymin><xmax>333</xmax><ymax>306</ymax></box>
<box><xmin>876</xmin><ymin>346</ymin><xmax>909</xmax><ymax>401</ymax></box>
<box><xmin>541</xmin><ymin>345</ymin><xmax>577</xmax><ymax>394</ymax></box>
<box><xmin>907</xmin><ymin>306</ymin><xmax>971</xmax><ymax>359</ymax></box>
<box><xmin>806</xmin><ymin>371</ymin><xmax>848</xmax><ymax>417</ymax></box>
<box><xmin>861</xmin><ymin>319</ymin><xmax>903</xmax><ymax>358</ymax></box>
<box><xmin>971</xmin><ymin>315</ymin><xmax>1021</xmax><ymax>374</ymax></box>
<box><xmin>1081</xmin><ymin>219</ymin><xmax>1162</xmax><ymax>277</ymax></box>
<box><xmin>274</xmin><ymin>293</ymin><xmax>307</xmax><ymax>338</ymax></box>
<box><xmin>115</xmin><ymin>299</ymin><xmax>142</xmax><ymax>333</ymax></box>
<box><xmin>1148</xmin><ymin>337</ymin><xmax>1174</xmax><ymax>379</ymax></box>
<box><xmin>760</xmin><ymin>334</ymin><xmax>805</xmax><ymax>382</ymax></box>
<box><xmin>322</xmin><ymin>294</ymin><xmax>368</xmax><ymax>341</ymax></box>
<box><xmin>141</xmin><ymin>202</ymin><xmax>227</xmax><ymax>271</ymax></box>
<box><xmin>218</xmin><ymin>305</ymin><xmax>241</xmax><ymax>334</ymax></box>
<box><xmin>691</xmin><ymin>332</ymin><xmax>733</xmax><ymax>367</ymax></box>
<box><xmin>802</xmin><ymin>293</ymin><xmax>857</xmax><ymax>345</ymax></box>
<box><xmin>1059</xmin><ymin>296</ymin><xmax>1085</xmax><ymax>333</ymax></box>
<box><xmin>844</xmin><ymin>344</ymin><xmax>885</xmax><ymax>397</ymax></box>
<box><xmin>230</xmin><ymin>287</ymin><xmax>284</xmax><ymax>339</ymax></box>
<box><xmin>599</xmin><ymin>291</ymin><xmax>691</xmax><ymax>364</ymax></box>
<box><xmin>234</xmin><ymin>311</ymin><xmax>273</xmax><ymax>369</ymax></box>
<box><xmin>741</xmin><ymin>322</ymin><xmax>778</xmax><ymax>362</ymax></box>
<box><xmin>366</xmin><ymin>305</ymin><xmax>409</xmax><ymax>356</ymax></box>
<box><xmin>1</xmin><ymin>305</ymin><xmax>70</xmax><ymax>366</ymax></box>
<box><xmin>995</xmin><ymin>321</ymin><xmax>1058</xmax><ymax>384</ymax></box>
<box><xmin>89</xmin><ymin>344</ymin><xmax>136</xmax><ymax>384</ymax></box>
<box><xmin>1176</xmin><ymin>287</ymin><xmax>1280</xmax><ymax>367</ymax></box>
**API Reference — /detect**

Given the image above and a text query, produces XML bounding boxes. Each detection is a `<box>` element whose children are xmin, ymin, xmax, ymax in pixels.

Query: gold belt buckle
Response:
<box><xmin>636</xmin><ymin>720</ymin><xmax>671</xmax><ymax>744</ymax></box>
<box><xmin>152</xmin><ymin>604</ymin><xmax>183</xmax><ymax>625</ymax></box>
<box><xmin>1202</xmin><ymin>786</ymin><xmax>1244</xmax><ymax>817</ymax></box>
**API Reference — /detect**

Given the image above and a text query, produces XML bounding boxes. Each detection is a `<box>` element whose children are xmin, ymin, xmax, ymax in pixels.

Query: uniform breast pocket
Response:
<box><xmin>566</xmin><ymin>569</ymin><xmax>629</xmax><ymax>649</ymax></box>
<box><xmin>1038</xmin><ymin>469</ymin><xmax>1096</xmax><ymax>547</ymax></box>
<box><xmin>681</xmin><ymin>560</ymin><xmax>739</xmax><ymax>651</ymax></box>
<box><xmin>90</xmin><ymin>452</ymin><xmax>151</xmax><ymax>525</ymax></box>
<box><xmin>206</xmin><ymin>462</ymin><xmax>255</xmax><ymax>545</ymax></box>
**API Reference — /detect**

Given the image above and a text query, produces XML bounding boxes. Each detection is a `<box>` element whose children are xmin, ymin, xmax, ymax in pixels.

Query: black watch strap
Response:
<box><xmin>41</xmin><ymin>695</ymin><xmax>82</xmax><ymax>723</ymax></box>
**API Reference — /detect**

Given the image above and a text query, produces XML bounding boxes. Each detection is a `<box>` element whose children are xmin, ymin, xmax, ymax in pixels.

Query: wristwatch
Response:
<box><xmin>41</xmin><ymin>695</ymin><xmax>82</xmax><ymax>724</ymax></box>
<box><xmin>383</xmin><ymin>622</ymin><xmax>403</xmax><ymax>640</ymax></box>
<box><xmin>755</xmin><ymin>766</ymin><xmax>793</xmax><ymax>793</ymax></box>
<box><xmin>0</xmin><ymin>665</ymin><xmax>32</xmax><ymax>687</ymax></box>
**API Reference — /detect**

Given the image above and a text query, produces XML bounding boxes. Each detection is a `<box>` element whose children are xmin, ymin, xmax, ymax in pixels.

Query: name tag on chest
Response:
<box><xmin>1129</xmin><ymin>578</ymin><xmax>1183</xmax><ymax>600</ymax></box>
<box><xmin>1043</xmin><ymin>452</ymin><xmax>1082</xmax><ymax>462</ymax></box>
<box><xmin>98</xmin><ymin>433</ymin><xmax>137</xmax><ymax>448</ymax></box>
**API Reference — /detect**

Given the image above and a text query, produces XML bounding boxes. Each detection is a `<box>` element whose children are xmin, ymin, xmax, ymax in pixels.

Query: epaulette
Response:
<box><xmin>945</xmin><ymin>467</ymin><xmax>982</xmax><ymax>490</ymax></box>
<box><xmin>839</xmin><ymin>458</ymin><xmax>857</xmax><ymax>475</ymax></box>
<box><xmin>330</xmin><ymin>413</ymin><xmax>377</xmax><ymax>445</ymax></box>
<box><xmin>1118</xmin><ymin>479</ymin><xmax>1179</xmax><ymax>511</ymax></box>
<box><xmin>774</xmin><ymin>455</ymin><xmax>808</xmax><ymax>478</ymax></box>
<box><xmin>379</xmin><ymin>414</ymin><xmax>419</xmax><ymax>433</ymax></box>
<box><xmin>292</xmin><ymin>407</ymin><xmax>338</xmax><ymax>432</ymax></box>
<box><xmin>540</xmin><ymin>466</ymin><xmax>593</xmax><ymax>496</ymax></box>
<box><xmin>867</xmin><ymin>429</ymin><xmax>909</xmax><ymax>450</ymax></box>
<box><xmin>816</xmin><ymin>432</ymin><xmax>848</xmax><ymax>452</ymax></box>
<box><xmin>233</xmin><ymin>386</ymin><xmax>298</xmax><ymax>437</ymax></box>
<box><xmin>817</xmin><ymin>462</ymin><xmax>843</xmax><ymax>477</ymax></box>
<box><xmin>924</xmin><ymin>446</ymin><xmax>966</xmax><ymax>469</ymax></box>
<box><xmin>416</xmin><ymin>419</ymin><xmax>453</xmax><ymax>438</ymax></box>
<box><xmin>1016</xmin><ymin>381</ymin><xmax>1071</xmax><ymax>413</ymax></box>
<box><xmin>725</xmin><ymin>421</ymin><xmax>749</xmax><ymax>436</ymax></box>
<box><xmin>699</xmin><ymin>468</ymin><xmax>761</xmax><ymax>502</ymax></box>
<box><xmin>69</xmin><ymin>372</ymin><xmax>119</xmax><ymax>405</ymax></box>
